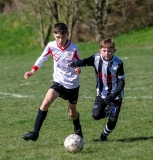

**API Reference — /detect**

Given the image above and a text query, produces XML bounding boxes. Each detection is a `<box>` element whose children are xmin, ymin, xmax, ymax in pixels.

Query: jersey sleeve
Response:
<box><xmin>32</xmin><ymin>44</ymin><xmax>51</xmax><ymax>70</ymax></box>
<box><xmin>107</xmin><ymin>61</ymin><xmax>125</xmax><ymax>100</ymax></box>
<box><xmin>82</xmin><ymin>55</ymin><xmax>95</xmax><ymax>66</ymax></box>
<box><xmin>117</xmin><ymin>62</ymin><xmax>125</xmax><ymax>80</ymax></box>
<box><xmin>73</xmin><ymin>49</ymin><xmax>80</xmax><ymax>60</ymax></box>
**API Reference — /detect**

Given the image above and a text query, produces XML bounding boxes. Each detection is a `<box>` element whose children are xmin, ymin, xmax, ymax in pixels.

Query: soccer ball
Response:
<box><xmin>64</xmin><ymin>134</ymin><xmax>84</xmax><ymax>153</ymax></box>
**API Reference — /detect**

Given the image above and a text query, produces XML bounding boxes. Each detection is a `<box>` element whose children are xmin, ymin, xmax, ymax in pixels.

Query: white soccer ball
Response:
<box><xmin>64</xmin><ymin>134</ymin><xmax>84</xmax><ymax>153</ymax></box>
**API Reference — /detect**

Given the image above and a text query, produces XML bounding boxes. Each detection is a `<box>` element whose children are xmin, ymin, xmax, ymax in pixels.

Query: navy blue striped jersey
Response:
<box><xmin>83</xmin><ymin>53</ymin><xmax>125</xmax><ymax>100</ymax></box>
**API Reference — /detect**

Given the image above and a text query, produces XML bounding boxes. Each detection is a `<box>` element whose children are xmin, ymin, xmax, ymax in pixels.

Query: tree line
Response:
<box><xmin>1</xmin><ymin>0</ymin><xmax>153</xmax><ymax>47</ymax></box>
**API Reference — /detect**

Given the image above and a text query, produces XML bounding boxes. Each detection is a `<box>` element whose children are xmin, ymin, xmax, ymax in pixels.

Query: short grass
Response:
<box><xmin>0</xmin><ymin>13</ymin><xmax>153</xmax><ymax>160</ymax></box>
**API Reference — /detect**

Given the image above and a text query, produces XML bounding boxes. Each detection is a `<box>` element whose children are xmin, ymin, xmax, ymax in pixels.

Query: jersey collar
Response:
<box><xmin>56</xmin><ymin>41</ymin><xmax>70</xmax><ymax>51</ymax></box>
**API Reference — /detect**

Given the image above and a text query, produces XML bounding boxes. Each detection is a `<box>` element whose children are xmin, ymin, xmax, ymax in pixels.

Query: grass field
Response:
<box><xmin>0</xmin><ymin>14</ymin><xmax>153</xmax><ymax>160</ymax></box>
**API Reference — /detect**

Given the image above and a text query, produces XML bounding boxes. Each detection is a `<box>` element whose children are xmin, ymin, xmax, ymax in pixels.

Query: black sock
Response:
<box><xmin>73</xmin><ymin>114</ymin><xmax>81</xmax><ymax>130</ymax></box>
<box><xmin>33</xmin><ymin>109</ymin><xmax>48</xmax><ymax>133</ymax></box>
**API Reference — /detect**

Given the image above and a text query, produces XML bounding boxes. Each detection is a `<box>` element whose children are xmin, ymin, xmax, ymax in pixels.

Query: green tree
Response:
<box><xmin>15</xmin><ymin>0</ymin><xmax>86</xmax><ymax>47</ymax></box>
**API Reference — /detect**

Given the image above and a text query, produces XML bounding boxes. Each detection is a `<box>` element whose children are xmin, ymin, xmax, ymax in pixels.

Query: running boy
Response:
<box><xmin>70</xmin><ymin>38</ymin><xmax>125</xmax><ymax>142</ymax></box>
<box><xmin>22</xmin><ymin>22</ymin><xmax>83</xmax><ymax>141</ymax></box>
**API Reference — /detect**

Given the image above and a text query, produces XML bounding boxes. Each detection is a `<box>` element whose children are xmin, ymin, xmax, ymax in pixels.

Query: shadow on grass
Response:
<box><xmin>117</xmin><ymin>136</ymin><xmax>153</xmax><ymax>142</ymax></box>
<box><xmin>92</xmin><ymin>139</ymin><xmax>104</xmax><ymax>142</ymax></box>
<box><xmin>92</xmin><ymin>136</ymin><xmax>153</xmax><ymax>143</ymax></box>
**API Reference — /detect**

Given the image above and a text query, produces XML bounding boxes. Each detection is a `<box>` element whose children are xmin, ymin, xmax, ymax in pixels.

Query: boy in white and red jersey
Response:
<box><xmin>70</xmin><ymin>38</ymin><xmax>125</xmax><ymax>142</ymax></box>
<box><xmin>21</xmin><ymin>22</ymin><xmax>83</xmax><ymax>141</ymax></box>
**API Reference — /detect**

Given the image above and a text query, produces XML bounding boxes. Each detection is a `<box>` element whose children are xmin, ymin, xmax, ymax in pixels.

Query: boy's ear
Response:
<box><xmin>66</xmin><ymin>32</ymin><xmax>69</xmax><ymax>38</ymax></box>
<box><xmin>114</xmin><ymin>49</ymin><xmax>117</xmax><ymax>53</ymax></box>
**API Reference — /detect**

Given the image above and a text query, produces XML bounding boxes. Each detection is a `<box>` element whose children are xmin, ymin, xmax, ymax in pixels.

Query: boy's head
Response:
<box><xmin>99</xmin><ymin>38</ymin><xmax>116</xmax><ymax>61</ymax></box>
<box><xmin>53</xmin><ymin>22</ymin><xmax>69</xmax><ymax>48</ymax></box>
<box><xmin>100</xmin><ymin>38</ymin><xmax>115</xmax><ymax>49</ymax></box>
<box><xmin>53</xmin><ymin>22</ymin><xmax>68</xmax><ymax>35</ymax></box>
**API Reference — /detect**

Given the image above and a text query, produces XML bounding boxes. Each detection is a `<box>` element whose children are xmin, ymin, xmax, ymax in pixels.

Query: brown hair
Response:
<box><xmin>53</xmin><ymin>22</ymin><xmax>68</xmax><ymax>35</ymax></box>
<box><xmin>100</xmin><ymin>38</ymin><xmax>115</xmax><ymax>49</ymax></box>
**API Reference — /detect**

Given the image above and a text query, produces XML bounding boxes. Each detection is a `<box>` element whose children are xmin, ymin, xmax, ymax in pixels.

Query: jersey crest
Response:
<box><xmin>109</xmin><ymin>66</ymin><xmax>117</xmax><ymax>76</ymax></box>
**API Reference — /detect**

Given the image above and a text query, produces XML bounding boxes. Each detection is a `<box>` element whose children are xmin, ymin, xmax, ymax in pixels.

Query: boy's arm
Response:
<box><xmin>70</xmin><ymin>55</ymin><xmax>94</xmax><ymax>68</ymax></box>
<box><xmin>24</xmin><ymin>44</ymin><xmax>51</xmax><ymax>80</ymax></box>
<box><xmin>24</xmin><ymin>69</ymin><xmax>36</xmax><ymax>79</ymax></box>
<box><xmin>104</xmin><ymin>62</ymin><xmax>125</xmax><ymax>104</ymax></box>
<box><xmin>104</xmin><ymin>79</ymin><xmax>125</xmax><ymax>104</ymax></box>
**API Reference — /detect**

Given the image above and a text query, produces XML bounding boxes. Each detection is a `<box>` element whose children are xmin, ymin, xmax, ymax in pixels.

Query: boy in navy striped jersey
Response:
<box><xmin>70</xmin><ymin>38</ymin><xmax>125</xmax><ymax>142</ymax></box>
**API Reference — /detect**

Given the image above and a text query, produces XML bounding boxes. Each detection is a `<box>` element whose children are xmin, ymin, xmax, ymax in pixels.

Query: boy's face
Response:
<box><xmin>99</xmin><ymin>47</ymin><xmax>116</xmax><ymax>61</ymax></box>
<box><xmin>53</xmin><ymin>33</ymin><xmax>69</xmax><ymax>48</ymax></box>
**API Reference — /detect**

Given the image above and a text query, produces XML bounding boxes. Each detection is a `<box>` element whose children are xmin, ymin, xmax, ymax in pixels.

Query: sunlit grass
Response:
<box><xmin>1</xmin><ymin>44</ymin><xmax>153</xmax><ymax>159</ymax></box>
<box><xmin>0</xmin><ymin>13</ymin><xmax>153</xmax><ymax>160</ymax></box>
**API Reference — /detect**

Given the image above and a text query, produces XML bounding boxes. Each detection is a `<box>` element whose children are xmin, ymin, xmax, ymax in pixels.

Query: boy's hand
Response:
<box><xmin>104</xmin><ymin>95</ymin><xmax>114</xmax><ymax>104</ymax></box>
<box><xmin>70</xmin><ymin>60</ymin><xmax>84</xmax><ymax>68</ymax></box>
<box><xmin>24</xmin><ymin>71</ymin><xmax>34</xmax><ymax>79</ymax></box>
<box><xmin>75</xmin><ymin>67</ymin><xmax>81</xmax><ymax>74</ymax></box>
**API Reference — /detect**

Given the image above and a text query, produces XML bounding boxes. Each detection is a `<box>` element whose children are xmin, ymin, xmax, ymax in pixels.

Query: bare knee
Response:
<box><xmin>40</xmin><ymin>99</ymin><xmax>52</xmax><ymax>111</ymax></box>
<box><xmin>40</xmin><ymin>88</ymin><xmax>59</xmax><ymax>111</ymax></box>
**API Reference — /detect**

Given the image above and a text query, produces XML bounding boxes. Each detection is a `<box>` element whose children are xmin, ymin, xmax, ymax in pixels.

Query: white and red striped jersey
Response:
<box><xmin>33</xmin><ymin>41</ymin><xmax>80</xmax><ymax>89</ymax></box>
<box><xmin>83</xmin><ymin>53</ymin><xmax>125</xmax><ymax>100</ymax></box>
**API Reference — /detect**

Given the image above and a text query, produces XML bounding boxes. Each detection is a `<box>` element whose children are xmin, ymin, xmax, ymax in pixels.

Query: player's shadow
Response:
<box><xmin>92</xmin><ymin>136</ymin><xmax>153</xmax><ymax>143</ymax></box>
<box><xmin>117</xmin><ymin>136</ymin><xmax>153</xmax><ymax>142</ymax></box>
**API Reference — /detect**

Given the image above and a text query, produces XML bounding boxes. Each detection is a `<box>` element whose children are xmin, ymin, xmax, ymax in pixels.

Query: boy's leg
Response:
<box><xmin>22</xmin><ymin>109</ymin><xmax>48</xmax><ymax>141</ymax></box>
<box><xmin>66</xmin><ymin>86</ymin><xmax>83</xmax><ymax>138</ymax></box>
<box><xmin>68</xmin><ymin>102</ymin><xmax>83</xmax><ymax>139</ymax></box>
<box><xmin>100</xmin><ymin>100</ymin><xmax>122</xmax><ymax>142</ymax></box>
<box><xmin>22</xmin><ymin>88</ymin><xmax>59</xmax><ymax>141</ymax></box>
<box><xmin>92</xmin><ymin>96</ymin><xmax>107</xmax><ymax>120</ymax></box>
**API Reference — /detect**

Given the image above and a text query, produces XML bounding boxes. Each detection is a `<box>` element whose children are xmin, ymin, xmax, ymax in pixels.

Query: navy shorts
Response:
<box><xmin>93</xmin><ymin>96</ymin><xmax>122</xmax><ymax>120</ymax></box>
<box><xmin>50</xmin><ymin>82</ymin><xmax>79</xmax><ymax>104</ymax></box>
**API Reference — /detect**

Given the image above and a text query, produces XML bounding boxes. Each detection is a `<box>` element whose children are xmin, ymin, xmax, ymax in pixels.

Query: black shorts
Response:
<box><xmin>93</xmin><ymin>96</ymin><xmax>122</xmax><ymax>119</ymax></box>
<box><xmin>50</xmin><ymin>82</ymin><xmax>79</xmax><ymax>104</ymax></box>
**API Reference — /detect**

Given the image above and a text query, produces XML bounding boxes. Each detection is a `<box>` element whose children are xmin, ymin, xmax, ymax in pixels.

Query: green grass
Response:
<box><xmin>0</xmin><ymin>13</ymin><xmax>153</xmax><ymax>160</ymax></box>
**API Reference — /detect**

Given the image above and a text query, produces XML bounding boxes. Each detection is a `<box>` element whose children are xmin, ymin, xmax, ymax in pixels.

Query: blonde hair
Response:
<box><xmin>100</xmin><ymin>38</ymin><xmax>115</xmax><ymax>49</ymax></box>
